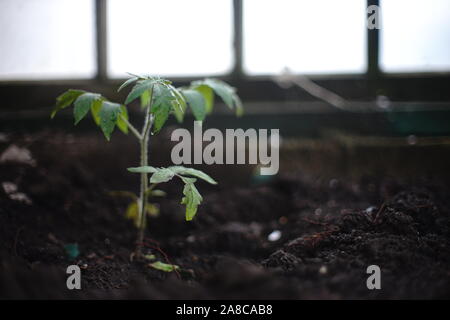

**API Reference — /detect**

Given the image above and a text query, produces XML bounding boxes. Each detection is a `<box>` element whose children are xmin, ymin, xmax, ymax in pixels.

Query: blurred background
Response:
<box><xmin>1</xmin><ymin>0</ymin><xmax>450</xmax><ymax>185</ymax></box>
<box><xmin>0</xmin><ymin>0</ymin><xmax>450</xmax><ymax>138</ymax></box>
<box><xmin>0</xmin><ymin>0</ymin><xmax>450</xmax><ymax>182</ymax></box>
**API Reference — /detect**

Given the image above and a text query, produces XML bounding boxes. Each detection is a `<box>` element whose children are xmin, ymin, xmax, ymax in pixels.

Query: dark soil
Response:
<box><xmin>1</xmin><ymin>130</ymin><xmax>450</xmax><ymax>299</ymax></box>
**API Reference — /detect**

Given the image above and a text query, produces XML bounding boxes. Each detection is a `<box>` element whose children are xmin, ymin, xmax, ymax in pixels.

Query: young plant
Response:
<box><xmin>51</xmin><ymin>74</ymin><xmax>243</xmax><ymax>258</ymax></box>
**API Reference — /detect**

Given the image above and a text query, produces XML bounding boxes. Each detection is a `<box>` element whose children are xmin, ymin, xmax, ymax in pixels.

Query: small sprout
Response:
<box><xmin>149</xmin><ymin>261</ymin><xmax>180</xmax><ymax>272</ymax></box>
<box><xmin>143</xmin><ymin>254</ymin><xmax>156</xmax><ymax>261</ymax></box>
<box><xmin>127</xmin><ymin>166</ymin><xmax>217</xmax><ymax>221</ymax></box>
<box><xmin>51</xmin><ymin>74</ymin><xmax>243</xmax><ymax>258</ymax></box>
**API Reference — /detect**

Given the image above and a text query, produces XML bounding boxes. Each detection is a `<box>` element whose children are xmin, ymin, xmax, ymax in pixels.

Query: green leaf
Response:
<box><xmin>181</xmin><ymin>180</ymin><xmax>203</xmax><ymax>221</ymax></box>
<box><xmin>51</xmin><ymin>89</ymin><xmax>85</xmax><ymax>118</ymax></box>
<box><xmin>73</xmin><ymin>92</ymin><xmax>102</xmax><ymax>125</ymax></box>
<box><xmin>116</xmin><ymin>105</ymin><xmax>129</xmax><ymax>134</ymax></box>
<box><xmin>150</xmin><ymin>84</ymin><xmax>177</xmax><ymax>133</ymax></box>
<box><xmin>181</xmin><ymin>89</ymin><xmax>206</xmax><ymax>121</ymax></box>
<box><xmin>140</xmin><ymin>89</ymin><xmax>151</xmax><ymax>108</ymax></box>
<box><xmin>179</xmin><ymin>176</ymin><xmax>196</xmax><ymax>184</ymax></box>
<box><xmin>232</xmin><ymin>92</ymin><xmax>244</xmax><ymax>117</ymax></box>
<box><xmin>90</xmin><ymin>99</ymin><xmax>103</xmax><ymax>125</ymax></box>
<box><xmin>152</xmin><ymin>83</ymin><xmax>176</xmax><ymax>108</ymax></box>
<box><xmin>169</xmin><ymin>85</ymin><xmax>187</xmax><ymax>123</ymax></box>
<box><xmin>146</xmin><ymin>203</ymin><xmax>160</xmax><ymax>217</ymax></box>
<box><xmin>193</xmin><ymin>79</ymin><xmax>244</xmax><ymax>116</ymax></box>
<box><xmin>127</xmin><ymin>166</ymin><xmax>158</xmax><ymax>173</ymax></box>
<box><xmin>172</xmin><ymin>100</ymin><xmax>185</xmax><ymax>123</ymax></box>
<box><xmin>99</xmin><ymin>101</ymin><xmax>122</xmax><ymax>141</ymax></box>
<box><xmin>170</xmin><ymin>166</ymin><xmax>217</xmax><ymax>185</ymax></box>
<box><xmin>128</xmin><ymin>166</ymin><xmax>217</xmax><ymax>185</ymax></box>
<box><xmin>151</xmin><ymin>102</ymin><xmax>171</xmax><ymax>134</ymax></box>
<box><xmin>117</xmin><ymin>76</ymin><xmax>139</xmax><ymax>92</ymax></box>
<box><xmin>126</xmin><ymin>72</ymin><xmax>141</xmax><ymax>78</ymax></box>
<box><xmin>125</xmin><ymin>79</ymin><xmax>157</xmax><ymax>105</ymax></box>
<box><xmin>194</xmin><ymin>85</ymin><xmax>214</xmax><ymax>114</ymax></box>
<box><xmin>125</xmin><ymin>201</ymin><xmax>140</xmax><ymax>227</ymax></box>
<box><xmin>149</xmin><ymin>261</ymin><xmax>180</xmax><ymax>272</ymax></box>
<box><xmin>125</xmin><ymin>201</ymin><xmax>159</xmax><ymax>228</ymax></box>
<box><xmin>150</xmin><ymin>168</ymin><xmax>175</xmax><ymax>184</ymax></box>
<box><xmin>151</xmin><ymin>103</ymin><xmax>171</xmax><ymax>134</ymax></box>
<box><xmin>197</xmin><ymin>79</ymin><xmax>235</xmax><ymax>110</ymax></box>
<box><xmin>149</xmin><ymin>189</ymin><xmax>167</xmax><ymax>197</ymax></box>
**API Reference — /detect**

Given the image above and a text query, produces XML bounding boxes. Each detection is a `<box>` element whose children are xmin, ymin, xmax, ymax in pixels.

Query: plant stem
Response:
<box><xmin>135</xmin><ymin>89</ymin><xmax>154</xmax><ymax>257</ymax></box>
<box><xmin>119</xmin><ymin>114</ymin><xmax>142</xmax><ymax>140</ymax></box>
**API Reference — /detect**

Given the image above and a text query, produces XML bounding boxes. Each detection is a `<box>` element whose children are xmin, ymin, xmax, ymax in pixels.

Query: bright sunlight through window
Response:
<box><xmin>0</xmin><ymin>0</ymin><xmax>96</xmax><ymax>80</ymax></box>
<box><xmin>243</xmin><ymin>0</ymin><xmax>367</xmax><ymax>76</ymax></box>
<box><xmin>107</xmin><ymin>0</ymin><xmax>233</xmax><ymax>78</ymax></box>
<box><xmin>380</xmin><ymin>0</ymin><xmax>450</xmax><ymax>73</ymax></box>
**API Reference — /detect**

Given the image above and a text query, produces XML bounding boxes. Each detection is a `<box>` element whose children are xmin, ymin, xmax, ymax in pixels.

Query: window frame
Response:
<box><xmin>0</xmin><ymin>0</ymin><xmax>449</xmax><ymax>104</ymax></box>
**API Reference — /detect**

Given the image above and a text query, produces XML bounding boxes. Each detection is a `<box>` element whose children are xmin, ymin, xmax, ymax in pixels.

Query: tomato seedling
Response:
<box><xmin>51</xmin><ymin>75</ymin><xmax>242</xmax><ymax>258</ymax></box>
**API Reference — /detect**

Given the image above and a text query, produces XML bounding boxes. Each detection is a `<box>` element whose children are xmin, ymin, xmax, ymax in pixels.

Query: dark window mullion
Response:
<box><xmin>367</xmin><ymin>0</ymin><xmax>380</xmax><ymax>79</ymax></box>
<box><xmin>95</xmin><ymin>0</ymin><xmax>108</xmax><ymax>82</ymax></box>
<box><xmin>232</xmin><ymin>0</ymin><xmax>243</xmax><ymax>80</ymax></box>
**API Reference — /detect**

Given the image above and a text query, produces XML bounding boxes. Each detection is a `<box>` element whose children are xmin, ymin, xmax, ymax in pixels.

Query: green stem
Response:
<box><xmin>119</xmin><ymin>114</ymin><xmax>142</xmax><ymax>140</ymax></box>
<box><xmin>135</xmin><ymin>88</ymin><xmax>154</xmax><ymax>257</ymax></box>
